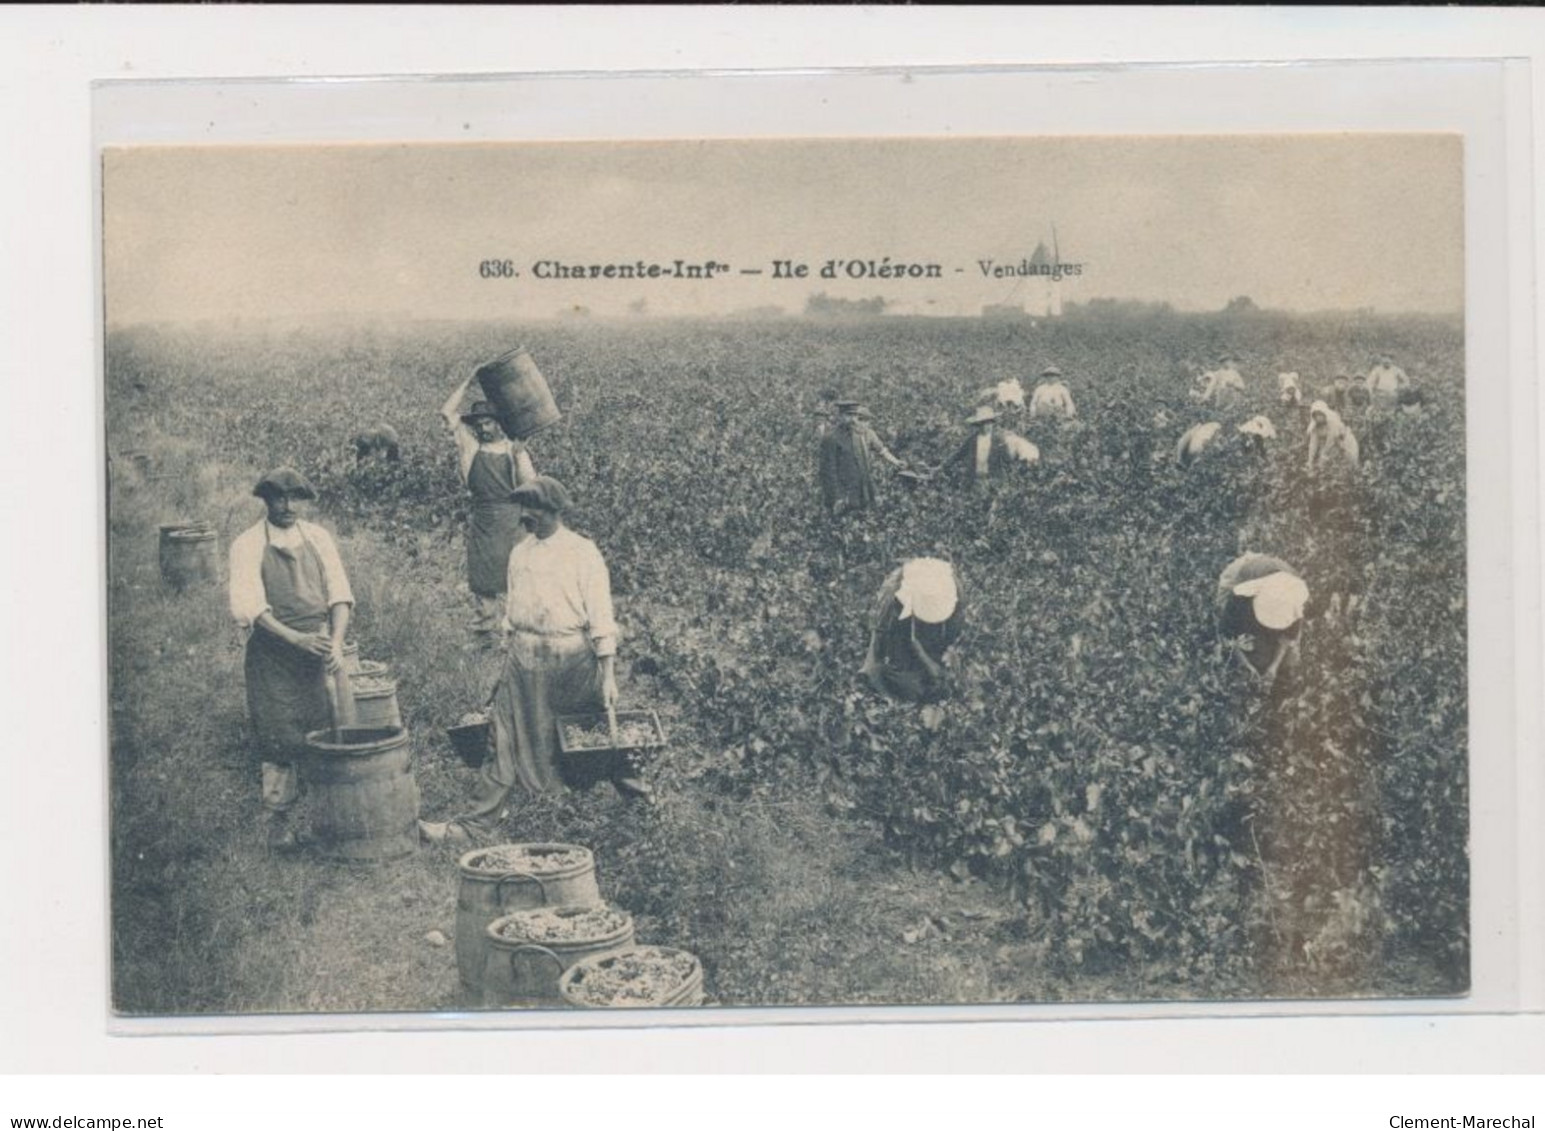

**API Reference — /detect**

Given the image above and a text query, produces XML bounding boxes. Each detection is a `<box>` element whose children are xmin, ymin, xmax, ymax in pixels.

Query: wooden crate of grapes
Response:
<box><xmin>555</xmin><ymin>709</ymin><xmax>666</xmax><ymax>789</ymax></box>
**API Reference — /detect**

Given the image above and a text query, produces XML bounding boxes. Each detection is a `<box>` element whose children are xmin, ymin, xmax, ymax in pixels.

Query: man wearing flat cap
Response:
<box><xmin>465</xmin><ymin>474</ymin><xmax>648</xmax><ymax>820</ymax></box>
<box><xmin>817</xmin><ymin>398</ymin><xmax>906</xmax><ymax>515</ymax></box>
<box><xmin>440</xmin><ymin>374</ymin><xmax>538</xmax><ymax>645</ymax></box>
<box><xmin>228</xmin><ymin>468</ymin><xmax>355</xmax><ymax>848</ymax></box>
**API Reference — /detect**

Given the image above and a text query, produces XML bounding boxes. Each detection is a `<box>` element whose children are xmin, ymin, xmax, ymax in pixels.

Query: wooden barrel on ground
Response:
<box><xmin>350</xmin><ymin>674</ymin><xmax>402</xmax><ymax>729</ymax></box>
<box><xmin>300</xmin><ymin>725</ymin><xmax>420</xmax><ymax>863</ymax></box>
<box><xmin>454</xmin><ymin>844</ymin><xmax>601</xmax><ymax>996</ymax></box>
<box><xmin>158</xmin><ymin>523</ymin><xmax>219</xmax><ymax>590</ymax></box>
<box><xmin>482</xmin><ymin>904</ymin><xmax>635</xmax><ymax>1008</ymax></box>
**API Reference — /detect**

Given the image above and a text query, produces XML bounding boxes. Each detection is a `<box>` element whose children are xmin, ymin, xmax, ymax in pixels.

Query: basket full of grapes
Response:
<box><xmin>554</xmin><ymin>709</ymin><xmax>666</xmax><ymax>789</ymax></box>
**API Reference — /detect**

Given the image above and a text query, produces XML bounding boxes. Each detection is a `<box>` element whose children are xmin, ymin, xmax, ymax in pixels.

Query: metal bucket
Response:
<box><xmin>474</xmin><ymin>347</ymin><xmax>561</xmax><ymax>440</ymax></box>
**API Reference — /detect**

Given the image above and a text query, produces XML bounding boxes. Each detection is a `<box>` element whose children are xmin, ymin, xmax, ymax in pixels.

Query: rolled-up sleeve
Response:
<box><xmin>306</xmin><ymin>524</ymin><xmax>355</xmax><ymax>608</ymax></box>
<box><xmin>228</xmin><ymin>527</ymin><xmax>269</xmax><ymax>630</ymax></box>
<box><xmin>452</xmin><ymin>425</ymin><xmax>478</xmax><ymax>482</ymax></box>
<box><xmin>581</xmin><ymin>543</ymin><xmax>618</xmax><ymax>658</ymax></box>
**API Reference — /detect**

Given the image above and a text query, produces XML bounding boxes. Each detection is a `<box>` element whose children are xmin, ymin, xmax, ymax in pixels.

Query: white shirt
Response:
<box><xmin>503</xmin><ymin>526</ymin><xmax>618</xmax><ymax>657</ymax></box>
<box><xmin>451</xmin><ymin>428</ymin><xmax>531</xmax><ymax>484</ymax></box>
<box><xmin>993</xmin><ymin>378</ymin><xmax>1026</xmax><ymax>408</ymax></box>
<box><xmin>1200</xmin><ymin>367</ymin><xmax>1245</xmax><ymax>402</ymax></box>
<box><xmin>1029</xmin><ymin>382</ymin><xmax>1076</xmax><ymax>419</ymax></box>
<box><xmin>228</xmin><ymin>518</ymin><xmax>354</xmax><ymax>630</ymax></box>
<box><xmin>974</xmin><ymin>432</ymin><xmax>992</xmax><ymax>477</ymax></box>
<box><xmin>1002</xmin><ymin>432</ymin><xmax>1040</xmax><ymax>465</ymax></box>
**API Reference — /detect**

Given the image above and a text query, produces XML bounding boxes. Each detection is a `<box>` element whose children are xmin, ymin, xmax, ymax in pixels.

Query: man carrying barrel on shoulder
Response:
<box><xmin>440</xmin><ymin>373</ymin><xmax>538</xmax><ymax>647</ymax></box>
<box><xmin>228</xmin><ymin>468</ymin><xmax>355</xmax><ymax>852</ymax></box>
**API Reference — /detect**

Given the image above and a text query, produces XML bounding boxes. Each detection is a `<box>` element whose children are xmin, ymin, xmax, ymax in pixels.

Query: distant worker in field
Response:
<box><xmin>228</xmin><ymin>468</ymin><xmax>356</xmax><ymax>852</ymax></box>
<box><xmin>938</xmin><ymin>405</ymin><xmax>1038</xmax><ymax>486</ymax></box>
<box><xmin>981</xmin><ymin>376</ymin><xmax>1026</xmax><ymax>413</ymax></box>
<box><xmin>1364</xmin><ymin>354</ymin><xmax>1411</xmax><ymax>408</ymax></box>
<box><xmin>1277</xmin><ymin>371</ymin><xmax>1304</xmax><ymax>408</ymax></box>
<box><xmin>1236</xmin><ymin>415</ymin><xmax>1278</xmax><ymax>459</ymax></box>
<box><xmin>1175</xmin><ymin>420</ymin><xmax>1224</xmax><ymax>468</ymax></box>
<box><xmin>440</xmin><ymin>375</ymin><xmax>538</xmax><ymax>645</ymax></box>
<box><xmin>1028</xmin><ymin>365</ymin><xmax>1076</xmax><ymax>421</ymax></box>
<box><xmin>1198</xmin><ymin>355</ymin><xmax>1246</xmax><ymax>412</ymax></box>
<box><xmin>352</xmin><ymin>424</ymin><xmax>401</xmax><ymax>465</ymax></box>
<box><xmin>1216</xmin><ymin>552</ymin><xmax>1309</xmax><ymax>689</ymax></box>
<box><xmin>861</xmin><ymin>557</ymin><xmax>965</xmax><ymax>704</ymax></box>
<box><xmin>1306</xmin><ymin>400</ymin><xmax>1360</xmax><ymax>476</ymax></box>
<box><xmin>817</xmin><ymin>398</ymin><xmax>906</xmax><ymax>515</ymax></box>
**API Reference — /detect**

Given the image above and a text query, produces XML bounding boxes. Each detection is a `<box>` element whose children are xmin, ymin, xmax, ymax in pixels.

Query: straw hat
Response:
<box><xmin>1040</xmin><ymin>365</ymin><xmax>1063</xmax><ymax>378</ymax></box>
<box><xmin>1233</xmin><ymin>572</ymin><xmax>1309</xmax><ymax>631</ymax></box>
<box><xmin>965</xmin><ymin>405</ymin><xmax>1000</xmax><ymax>425</ymax></box>
<box><xmin>896</xmin><ymin>558</ymin><xmax>958</xmax><ymax>624</ymax></box>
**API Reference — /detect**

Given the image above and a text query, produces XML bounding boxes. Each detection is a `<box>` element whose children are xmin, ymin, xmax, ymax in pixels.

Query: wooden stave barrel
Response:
<box><xmin>300</xmin><ymin>726</ymin><xmax>420</xmax><ymax>863</ymax></box>
<box><xmin>482</xmin><ymin>907</ymin><xmax>636</xmax><ymax>1008</ymax></box>
<box><xmin>158</xmin><ymin>524</ymin><xmax>219</xmax><ymax>590</ymax></box>
<box><xmin>350</xmin><ymin>678</ymin><xmax>402</xmax><ymax>729</ymax></box>
<box><xmin>474</xmin><ymin>347</ymin><xmax>561</xmax><ymax>441</ymax></box>
<box><xmin>453</xmin><ymin>845</ymin><xmax>601</xmax><ymax>995</ymax></box>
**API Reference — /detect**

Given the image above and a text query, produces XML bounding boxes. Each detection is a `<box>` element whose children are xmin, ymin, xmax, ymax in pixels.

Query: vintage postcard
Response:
<box><xmin>103</xmin><ymin>134</ymin><xmax>1468</xmax><ymax>1018</ymax></box>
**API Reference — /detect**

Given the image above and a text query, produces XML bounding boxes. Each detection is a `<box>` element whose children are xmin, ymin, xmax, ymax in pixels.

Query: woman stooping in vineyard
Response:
<box><xmin>1215</xmin><ymin>552</ymin><xmax>1310</xmax><ymax>691</ymax></box>
<box><xmin>860</xmin><ymin>558</ymin><xmax>965</xmax><ymax>704</ymax></box>
<box><xmin>440</xmin><ymin>376</ymin><xmax>538</xmax><ymax>646</ymax></box>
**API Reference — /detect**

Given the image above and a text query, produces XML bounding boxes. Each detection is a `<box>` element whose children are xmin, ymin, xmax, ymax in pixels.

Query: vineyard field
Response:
<box><xmin>106</xmin><ymin>310</ymin><xmax>1467</xmax><ymax>1014</ymax></box>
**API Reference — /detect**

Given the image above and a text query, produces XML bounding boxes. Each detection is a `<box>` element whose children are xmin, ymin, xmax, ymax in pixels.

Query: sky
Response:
<box><xmin>103</xmin><ymin>135</ymin><xmax>1464</xmax><ymax>324</ymax></box>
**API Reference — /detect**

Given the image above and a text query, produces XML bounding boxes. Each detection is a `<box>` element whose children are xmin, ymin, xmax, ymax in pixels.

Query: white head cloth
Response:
<box><xmin>896</xmin><ymin>558</ymin><xmax>959</xmax><ymax>624</ymax></box>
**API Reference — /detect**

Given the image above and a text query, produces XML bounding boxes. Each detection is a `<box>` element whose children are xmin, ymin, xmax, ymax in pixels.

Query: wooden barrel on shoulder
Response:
<box><xmin>474</xmin><ymin>347</ymin><xmax>561</xmax><ymax>440</ymax></box>
<box><xmin>158</xmin><ymin>523</ymin><xmax>219</xmax><ymax>590</ymax></box>
<box><xmin>300</xmin><ymin>726</ymin><xmax>420</xmax><ymax>863</ymax></box>
<box><xmin>454</xmin><ymin>844</ymin><xmax>601</xmax><ymax>996</ymax></box>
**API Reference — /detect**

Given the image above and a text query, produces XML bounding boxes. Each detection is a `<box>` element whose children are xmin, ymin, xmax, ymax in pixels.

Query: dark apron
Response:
<box><xmin>244</xmin><ymin>531</ymin><xmax>331</xmax><ymax>762</ymax></box>
<box><xmin>466</xmin><ymin>448</ymin><xmax>526</xmax><ymax>597</ymax></box>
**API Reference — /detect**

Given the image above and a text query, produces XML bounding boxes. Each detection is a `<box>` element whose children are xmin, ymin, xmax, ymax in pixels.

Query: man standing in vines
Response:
<box><xmin>228</xmin><ymin>468</ymin><xmax>356</xmax><ymax>852</ymax></box>
<box><xmin>440</xmin><ymin>375</ymin><xmax>537</xmax><ymax>647</ymax></box>
<box><xmin>817</xmin><ymin>398</ymin><xmax>905</xmax><ymax>515</ymax></box>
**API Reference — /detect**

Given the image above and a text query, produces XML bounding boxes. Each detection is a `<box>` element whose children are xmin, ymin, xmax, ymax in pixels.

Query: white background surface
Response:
<box><xmin>2</xmin><ymin>3</ymin><xmax>1541</xmax><ymax>1109</ymax></box>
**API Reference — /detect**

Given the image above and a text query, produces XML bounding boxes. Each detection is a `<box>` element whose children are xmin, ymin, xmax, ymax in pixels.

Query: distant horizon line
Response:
<box><xmin>107</xmin><ymin>305</ymin><xmax>1466</xmax><ymax>331</ymax></box>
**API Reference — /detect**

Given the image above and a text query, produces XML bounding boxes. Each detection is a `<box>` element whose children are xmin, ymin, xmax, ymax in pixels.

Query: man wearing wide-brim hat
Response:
<box><xmin>228</xmin><ymin>467</ymin><xmax>356</xmax><ymax>850</ymax></box>
<box><xmin>1028</xmin><ymin>365</ymin><xmax>1077</xmax><ymax>421</ymax></box>
<box><xmin>440</xmin><ymin>374</ymin><xmax>538</xmax><ymax>645</ymax></box>
<box><xmin>817</xmin><ymin>397</ymin><xmax>906</xmax><ymax>515</ymax></box>
<box><xmin>937</xmin><ymin>405</ymin><xmax>1036</xmax><ymax>486</ymax></box>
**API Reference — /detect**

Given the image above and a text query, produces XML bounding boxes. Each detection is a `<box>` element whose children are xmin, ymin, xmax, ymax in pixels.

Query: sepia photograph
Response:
<box><xmin>102</xmin><ymin>133</ymin><xmax>1470</xmax><ymax>1019</ymax></box>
